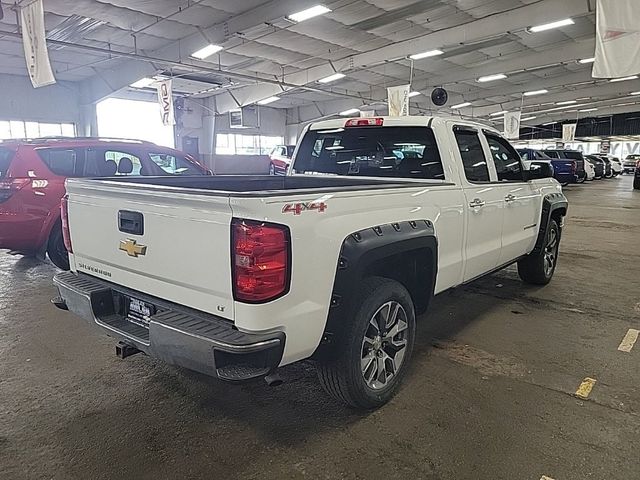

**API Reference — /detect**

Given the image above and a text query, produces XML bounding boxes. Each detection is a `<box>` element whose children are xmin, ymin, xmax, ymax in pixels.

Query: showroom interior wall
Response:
<box><xmin>0</xmin><ymin>73</ymin><xmax>83</xmax><ymax>132</ymax></box>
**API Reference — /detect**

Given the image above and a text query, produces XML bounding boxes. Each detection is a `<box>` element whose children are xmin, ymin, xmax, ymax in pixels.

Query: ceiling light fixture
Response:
<box><xmin>408</xmin><ymin>91</ymin><xmax>421</xmax><ymax>98</ymax></box>
<box><xmin>288</xmin><ymin>5</ymin><xmax>331</xmax><ymax>22</ymax></box>
<box><xmin>543</xmin><ymin>122</ymin><xmax>556</xmax><ymax>126</ymax></box>
<box><xmin>130</xmin><ymin>77</ymin><xmax>155</xmax><ymax>89</ymax></box>
<box><xmin>408</xmin><ymin>49</ymin><xmax>444</xmax><ymax>60</ymax></box>
<box><xmin>578</xmin><ymin>57</ymin><xmax>595</xmax><ymax>64</ymax></box>
<box><xmin>191</xmin><ymin>44</ymin><xmax>223</xmax><ymax>59</ymax></box>
<box><xmin>489</xmin><ymin>110</ymin><xmax>508</xmax><ymax>116</ymax></box>
<box><xmin>631</xmin><ymin>91</ymin><xmax>640</xmax><ymax>95</ymax></box>
<box><xmin>339</xmin><ymin>108</ymin><xmax>360</xmax><ymax>116</ymax></box>
<box><xmin>521</xmin><ymin>116</ymin><xmax>537</xmax><ymax>121</ymax></box>
<box><xmin>579</xmin><ymin>108</ymin><xmax>598</xmax><ymax>112</ymax></box>
<box><xmin>555</xmin><ymin>100</ymin><xmax>577</xmax><ymax>105</ymax></box>
<box><xmin>527</xmin><ymin>18</ymin><xmax>574</xmax><ymax>33</ymax></box>
<box><xmin>451</xmin><ymin>102</ymin><xmax>471</xmax><ymax>109</ymax></box>
<box><xmin>257</xmin><ymin>96</ymin><xmax>280</xmax><ymax>105</ymax></box>
<box><xmin>524</xmin><ymin>89</ymin><xmax>548</xmax><ymax>96</ymax></box>
<box><xmin>477</xmin><ymin>73</ymin><xmax>507</xmax><ymax>83</ymax></box>
<box><xmin>318</xmin><ymin>73</ymin><xmax>346</xmax><ymax>83</ymax></box>
<box><xmin>610</xmin><ymin>75</ymin><xmax>639</xmax><ymax>83</ymax></box>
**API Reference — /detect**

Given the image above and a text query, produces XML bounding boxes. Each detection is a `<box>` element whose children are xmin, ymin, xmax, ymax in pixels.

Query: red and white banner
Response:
<box><xmin>592</xmin><ymin>0</ymin><xmax>640</xmax><ymax>78</ymax></box>
<box><xmin>21</xmin><ymin>0</ymin><xmax>56</xmax><ymax>88</ymax></box>
<box><xmin>156</xmin><ymin>79</ymin><xmax>175</xmax><ymax>126</ymax></box>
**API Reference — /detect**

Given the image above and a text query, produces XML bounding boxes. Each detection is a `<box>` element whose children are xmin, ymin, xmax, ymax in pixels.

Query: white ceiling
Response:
<box><xmin>1</xmin><ymin>0</ymin><xmax>639</xmax><ymax>126</ymax></box>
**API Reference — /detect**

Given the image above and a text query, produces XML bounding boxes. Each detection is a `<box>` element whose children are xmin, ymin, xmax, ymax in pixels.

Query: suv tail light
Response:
<box><xmin>0</xmin><ymin>178</ymin><xmax>29</xmax><ymax>203</ymax></box>
<box><xmin>232</xmin><ymin>219</ymin><xmax>290</xmax><ymax>303</ymax></box>
<box><xmin>61</xmin><ymin>195</ymin><xmax>73</xmax><ymax>253</ymax></box>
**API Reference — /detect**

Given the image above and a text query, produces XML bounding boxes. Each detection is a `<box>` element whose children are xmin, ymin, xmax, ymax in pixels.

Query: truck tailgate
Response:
<box><xmin>65</xmin><ymin>179</ymin><xmax>235</xmax><ymax>321</ymax></box>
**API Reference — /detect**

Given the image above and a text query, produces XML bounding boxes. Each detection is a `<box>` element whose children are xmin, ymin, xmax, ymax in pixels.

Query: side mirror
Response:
<box><xmin>526</xmin><ymin>161</ymin><xmax>554</xmax><ymax>180</ymax></box>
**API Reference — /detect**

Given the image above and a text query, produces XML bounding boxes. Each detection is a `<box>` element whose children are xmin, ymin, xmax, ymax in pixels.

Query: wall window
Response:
<box><xmin>0</xmin><ymin>120</ymin><xmax>76</xmax><ymax>140</ymax></box>
<box><xmin>216</xmin><ymin>134</ymin><xmax>284</xmax><ymax>155</ymax></box>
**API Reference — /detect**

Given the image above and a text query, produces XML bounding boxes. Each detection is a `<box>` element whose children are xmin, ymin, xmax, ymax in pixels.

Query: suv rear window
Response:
<box><xmin>36</xmin><ymin>149</ymin><xmax>79</xmax><ymax>176</ymax></box>
<box><xmin>0</xmin><ymin>148</ymin><xmax>14</xmax><ymax>178</ymax></box>
<box><xmin>293</xmin><ymin>126</ymin><xmax>445</xmax><ymax>180</ymax></box>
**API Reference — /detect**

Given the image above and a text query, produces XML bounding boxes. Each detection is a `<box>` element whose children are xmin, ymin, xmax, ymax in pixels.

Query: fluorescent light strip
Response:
<box><xmin>490</xmin><ymin>110</ymin><xmax>508</xmax><ymax>117</ymax></box>
<box><xmin>631</xmin><ymin>91</ymin><xmax>640</xmax><ymax>95</ymax></box>
<box><xmin>543</xmin><ymin>122</ymin><xmax>556</xmax><ymax>126</ymax></box>
<box><xmin>521</xmin><ymin>116</ymin><xmax>537</xmax><ymax>121</ymax></box>
<box><xmin>610</xmin><ymin>75</ymin><xmax>639</xmax><ymax>83</ymax></box>
<box><xmin>579</xmin><ymin>108</ymin><xmax>598</xmax><ymax>112</ymax></box>
<box><xmin>130</xmin><ymin>77</ymin><xmax>154</xmax><ymax>88</ymax></box>
<box><xmin>579</xmin><ymin>57</ymin><xmax>595</xmax><ymax>64</ymax></box>
<box><xmin>528</xmin><ymin>18</ymin><xmax>574</xmax><ymax>33</ymax></box>
<box><xmin>318</xmin><ymin>73</ymin><xmax>346</xmax><ymax>83</ymax></box>
<box><xmin>257</xmin><ymin>96</ymin><xmax>279</xmax><ymax>105</ymax></box>
<box><xmin>191</xmin><ymin>44</ymin><xmax>223</xmax><ymax>59</ymax></box>
<box><xmin>408</xmin><ymin>91</ymin><xmax>421</xmax><ymax>98</ymax></box>
<box><xmin>409</xmin><ymin>49</ymin><xmax>444</xmax><ymax>60</ymax></box>
<box><xmin>451</xmin><ymin>102</ymin><xmax>471</xmax><ymax>109</ymax></box>
<box><xmin>288</xmin><ymin>5</ymin><xmax>331</xmax><ymax>22</ymax></box>
<box><xmin>339</xmin><ymin>108</ymin><xmax>360</xmax><ymax>116</ymax></box>
<box><xmin>555</xmin><ymin>100</ymin><xmax>577</xmax><ymax>105</ymax></box>
<box><xmin>477</xmin><ymin>73</ymin><xmax>507</xmax><ymax>83</ymax></box>
<box><xmin>524</xmin><ymin>89</ymin><xmax>548</xmax><ymax>96</ymax></box>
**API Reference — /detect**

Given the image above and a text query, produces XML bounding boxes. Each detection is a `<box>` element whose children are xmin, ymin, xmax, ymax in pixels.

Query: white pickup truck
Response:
<box><xmin>53</xmin><ymin>116</ymin><xmax>567</xmax><ymax>409</ymax></box>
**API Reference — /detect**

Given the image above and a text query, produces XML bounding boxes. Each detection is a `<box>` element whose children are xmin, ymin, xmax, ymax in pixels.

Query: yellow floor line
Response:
<box><xmin>618</xmin><ymin>328</ymin><xmax>639</xmax><ymax>353</ymax></box>
<box><xmin>575</xmin><ymin>377</ymin><xmax>597</xmax><ymax>399</ymax></box>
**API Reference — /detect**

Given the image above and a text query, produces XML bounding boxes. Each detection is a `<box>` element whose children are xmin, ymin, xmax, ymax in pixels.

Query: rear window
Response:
<box><xmin>36</xmin><ymin>149</ymin><xmax>78</xmax><ymax>176</ymax></box>
<box><xmin>562</xmin><ymin>151</ymin><xmax>584</xmax><ymax>160</ymax></box>
<box><xmin>293</xmin><ymin>126</ymin><xmax>445</xmax><ymax>180</ymax></box>
<box><xmin>0</xmin><ymin>148</ymin><xmax>14</xmax><ymax>178</ymax></box>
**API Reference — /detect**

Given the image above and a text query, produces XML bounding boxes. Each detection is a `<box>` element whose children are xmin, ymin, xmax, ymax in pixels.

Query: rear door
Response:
<box><xmin>482</xmin><ymin>132</ymin><xmax>540</xmax><ymax>265</ymax></box>
<box><xmin>452</xmin><ymin>126</ymin><xmax>504</xmax><ymax>282</ymax></box>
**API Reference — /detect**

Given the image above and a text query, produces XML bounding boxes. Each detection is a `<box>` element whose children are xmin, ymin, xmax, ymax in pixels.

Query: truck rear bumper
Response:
<box><xmin>53</xmin><ymin>271</ymin><xmax>285</xmax><ymax>382</ymax></box>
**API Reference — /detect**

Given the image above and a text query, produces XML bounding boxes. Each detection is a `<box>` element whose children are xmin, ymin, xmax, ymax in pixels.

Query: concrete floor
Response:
<box><xmin>1</xmin><ymin>175</ymin><xmax>639</xmax><ymax>480</ymax></box>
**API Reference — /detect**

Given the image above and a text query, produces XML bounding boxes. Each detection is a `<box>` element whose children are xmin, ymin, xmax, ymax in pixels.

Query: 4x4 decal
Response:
<box><xmin>282</xmin><ymin>202</ymin><xmax>327</xmax><ymax>215</ymax></box>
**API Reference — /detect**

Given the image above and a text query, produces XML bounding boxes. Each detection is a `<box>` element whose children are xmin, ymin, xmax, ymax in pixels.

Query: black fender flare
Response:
<box><xmin>531</xmin><ymin>192</ymin><xmax>568</xmax><ymax>255</ymax></box>
<box><xmin>313</xmin><ymin>220</ymin><xmax>437</xmax><ymax>359</ymax></box>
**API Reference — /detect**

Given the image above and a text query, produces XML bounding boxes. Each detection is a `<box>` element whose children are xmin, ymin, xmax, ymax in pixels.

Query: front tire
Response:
<box><xmin>47</xmin><ymin>221</ymin><xmax>70</xmax><ymax>270</ymax></box>
<box><xmin>517</xmin><ymin>219</ymin><xmax>560</xmax><ymax>285</ymax></box>
<box><xmin>317</xmin><ymin>277</ymin><xmax>416</xmax><ymax>409</ymax></box>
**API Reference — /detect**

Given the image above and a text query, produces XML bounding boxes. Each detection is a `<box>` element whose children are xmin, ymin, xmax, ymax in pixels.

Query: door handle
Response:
<box><xmin>469</xmin><ymin>198</ymin><xmax>485</xmax><ymax>208</ymax></box>
<box><xmin>505</xmin><ymin>194</ymin><xmax>517</xmax><ymax>203</ymax></box>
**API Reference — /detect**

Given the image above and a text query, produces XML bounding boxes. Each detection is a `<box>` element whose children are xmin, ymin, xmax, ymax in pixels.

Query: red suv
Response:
<box><xmin>0</xmin><ymin>137</ymin><xmax>210</xmax><ymax>269</ymax></box>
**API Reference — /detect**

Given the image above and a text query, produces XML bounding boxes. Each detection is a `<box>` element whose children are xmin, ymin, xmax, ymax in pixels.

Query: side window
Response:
<box><xmin>106</xmin><ymin>150</ymin><xmax>142</xmax><ymax>175</ymax></box>
<box><xmin>485</xmin><ymin>134</ymin><xmax>524</xmax><ymax>182</ymax></box>
<box><xmin>148</xmin><ymin>152</ymin><xmax>201</xmax><ymax>175</ymax></box>
<box><xmin>36</xmin><ymin>149</ymin><xmax>79</xmax><ymax>176</ymax></box>
<box><xmin>519</xmin><ymin>151</ymin><xmax>530</xmax><ymax>161</ymax></box>
<box><xmin>545</xmin><ymin>151</ymin><xmax>559</xmax><ymax>159</ymax></box>
<box><xmin>454</xmin><ymin>129</ymin><xmax>490</xmax><ymax>182</ymax></box>
<box><xmin>82</xmin><ymin>149</ymin><xmax>141</xmax><ymax>177</ymax></box>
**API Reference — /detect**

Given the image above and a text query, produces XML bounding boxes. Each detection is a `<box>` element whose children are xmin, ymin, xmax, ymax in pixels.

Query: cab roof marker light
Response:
<box><xmin>527</xmin><ymin>18</ymin><xmax>574</xmax><ymax>33</ymax></box>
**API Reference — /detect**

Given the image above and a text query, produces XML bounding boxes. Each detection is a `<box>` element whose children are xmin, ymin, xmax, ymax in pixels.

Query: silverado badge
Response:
<box><xmin>119</xmin><ymin>239</ymin><xmax>147</xmax><ymax>257</ymax></box>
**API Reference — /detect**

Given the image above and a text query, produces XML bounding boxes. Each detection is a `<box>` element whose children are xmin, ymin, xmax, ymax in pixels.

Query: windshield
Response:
<box><xmin>293</xmin><ymin>126</ymin><xmax>445</xmax><ymax>180</ymax></box>
<box><xmin>0</xmin><ymin>147</ymin><xmax>14</xmax><ymax>178</ymax></box>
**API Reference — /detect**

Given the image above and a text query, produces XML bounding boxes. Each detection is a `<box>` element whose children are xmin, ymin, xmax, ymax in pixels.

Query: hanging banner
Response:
<box><xmin>156</xmin><ymin>79</ymin><xmax>175</xmax><ymax>126</ymax></box>
<box><xmin>20</xmin><ymin>0</ymin><xmax>56</xmax><ymax>88</ymax></box>
<box><xmin>387</xmin><ymin>84</ymin><xmax>410</xmax><ymax>116</ymax></box>
<box><xmin>503</xmin><ymin>111</ymin><xmax>521</xmax><ymax>139</ymax></box>
<box><xmin>592</xmin><ymin>0</ymin><xmax>640</xmax><ymax>78</ymax></box>
<box><xmin>562</xmin><ymin>123</ymin><xmax>577</xmax><ymax>142</ymax></box>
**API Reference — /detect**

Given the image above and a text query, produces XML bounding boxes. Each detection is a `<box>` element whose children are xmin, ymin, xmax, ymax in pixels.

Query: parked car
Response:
<box><xmin>0</xmin><ymin>137</ymin><xmax>210</xmax><ymax>270</ymax></box>
<box><xmin>585</xmin><ymin>155</ymin><xmax>605</xmax><ymax>179</ymax></box>
<box><xmin>606</xmin><ymin>156</ymin><xmax>622</xmax><ymax>176</ymax></box>
<box><xmin>583</xmin><ymin>157</ymin><xmax>596</xmax><ymax>180</ymax></box>
<box><xmin>53</xmin><ymin>116</ymin><xmax>567</xmax><ymax>409</ymax></box>
<box><xmin>517</xmin><ymin>148</ymin><xmax>576</xmax><ymax>185</ymax></box>
<box><xmin>634</xmin><ymin>159</ymin><xmax>640</xmax><ymax>189</ymax></box>
<box><xmin>594</xmin><ymin>155</ymin><xmax>614</xmax><ymax>178</ymax></box>
<box><xmin>544</xmin><ymin>149</ymin><xmax>587</xmax><ymax>183</ymax></box>
<box><xmin>623</xmin><ymin>154</ymin><xmax>640</xmax><ymax>174</ymax></box>
<box><xmin>268</xmin><ymin>145</ymin><xmax>296</xmax><ymax>175</ymax></box>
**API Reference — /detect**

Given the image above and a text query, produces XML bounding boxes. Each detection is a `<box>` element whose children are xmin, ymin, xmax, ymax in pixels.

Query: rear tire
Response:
<box><xmin>47</xmin><ymin>222</ymin><xmax>70</xmax><ymax>270</ymax></box>
<box><xmin>316</xmin><ymin>277</ymin><xmax>416</xmax><ymax>409</ymax></box>
<box><xmin>576</xmin><ymin>172</ymin><xmax>586</xmax><ymax>184</ymax></box>
<box><xmin>518</xmin><ymin>220</ymin><xmax>560</xmax><ymax>285</ymax></box>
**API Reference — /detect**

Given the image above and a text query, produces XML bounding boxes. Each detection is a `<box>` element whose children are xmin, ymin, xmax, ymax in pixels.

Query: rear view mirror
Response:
<box><xmin>526</xmin><ymin>161</ymin><xmax>554</xmax><ymax>180</ymax></box>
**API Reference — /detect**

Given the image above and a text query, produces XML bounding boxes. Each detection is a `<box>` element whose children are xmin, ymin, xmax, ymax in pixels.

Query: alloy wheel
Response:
<box><xmin>544</xmin><ymin>228</ymin><xmax>558</xmax><ymax>277</ymax></box>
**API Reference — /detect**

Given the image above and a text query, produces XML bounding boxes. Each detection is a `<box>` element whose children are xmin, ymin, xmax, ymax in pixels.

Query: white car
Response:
<box><xmin>53</xmin><ymin>116</ymin><xmax>568</xmax><ymax>409</ymax></box>
<box><xmin>607</xmin><ymin>156</ymin><xmax>623</xmax><ymax>176</ymax></box>
<box><xmin>584</xmin><ymin>157</ymin><xmax>596</xmax><ymax>180</ymax></box>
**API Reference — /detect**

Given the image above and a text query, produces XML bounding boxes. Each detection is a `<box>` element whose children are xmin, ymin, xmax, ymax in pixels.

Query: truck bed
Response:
<box><xmin>90</xmin><ymin>175</ymin><xmax>449</xmax><ymax>196</ymax></box>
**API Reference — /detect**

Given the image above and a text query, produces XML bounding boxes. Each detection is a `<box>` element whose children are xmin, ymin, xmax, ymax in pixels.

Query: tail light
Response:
<box><xmin>232</xmin><ymin>219</ymin><xmax>290</xmax><ymax>303</ymax></box>
<box><xmin>0</xmin><ymin>177</ymin><xmax>29</xmax><ymax>203</ymax></box>
<box><xmin>61</xmin><ymin>195</ymin><xmax>73</xmax><ymax>253</ymax></box>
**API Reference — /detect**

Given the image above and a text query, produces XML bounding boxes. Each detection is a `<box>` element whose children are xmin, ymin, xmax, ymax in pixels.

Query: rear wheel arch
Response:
<box><xmin>313</xmin><ymin>220</ymin><xmax>437</xmax><ymax>360</ymax></box>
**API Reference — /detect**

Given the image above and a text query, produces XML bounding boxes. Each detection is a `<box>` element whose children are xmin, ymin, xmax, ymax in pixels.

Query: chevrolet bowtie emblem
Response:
<box><xmin>119</xmin><ymin>239</ymin><xmax>147</xmax><ymax>257</ymax></box>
